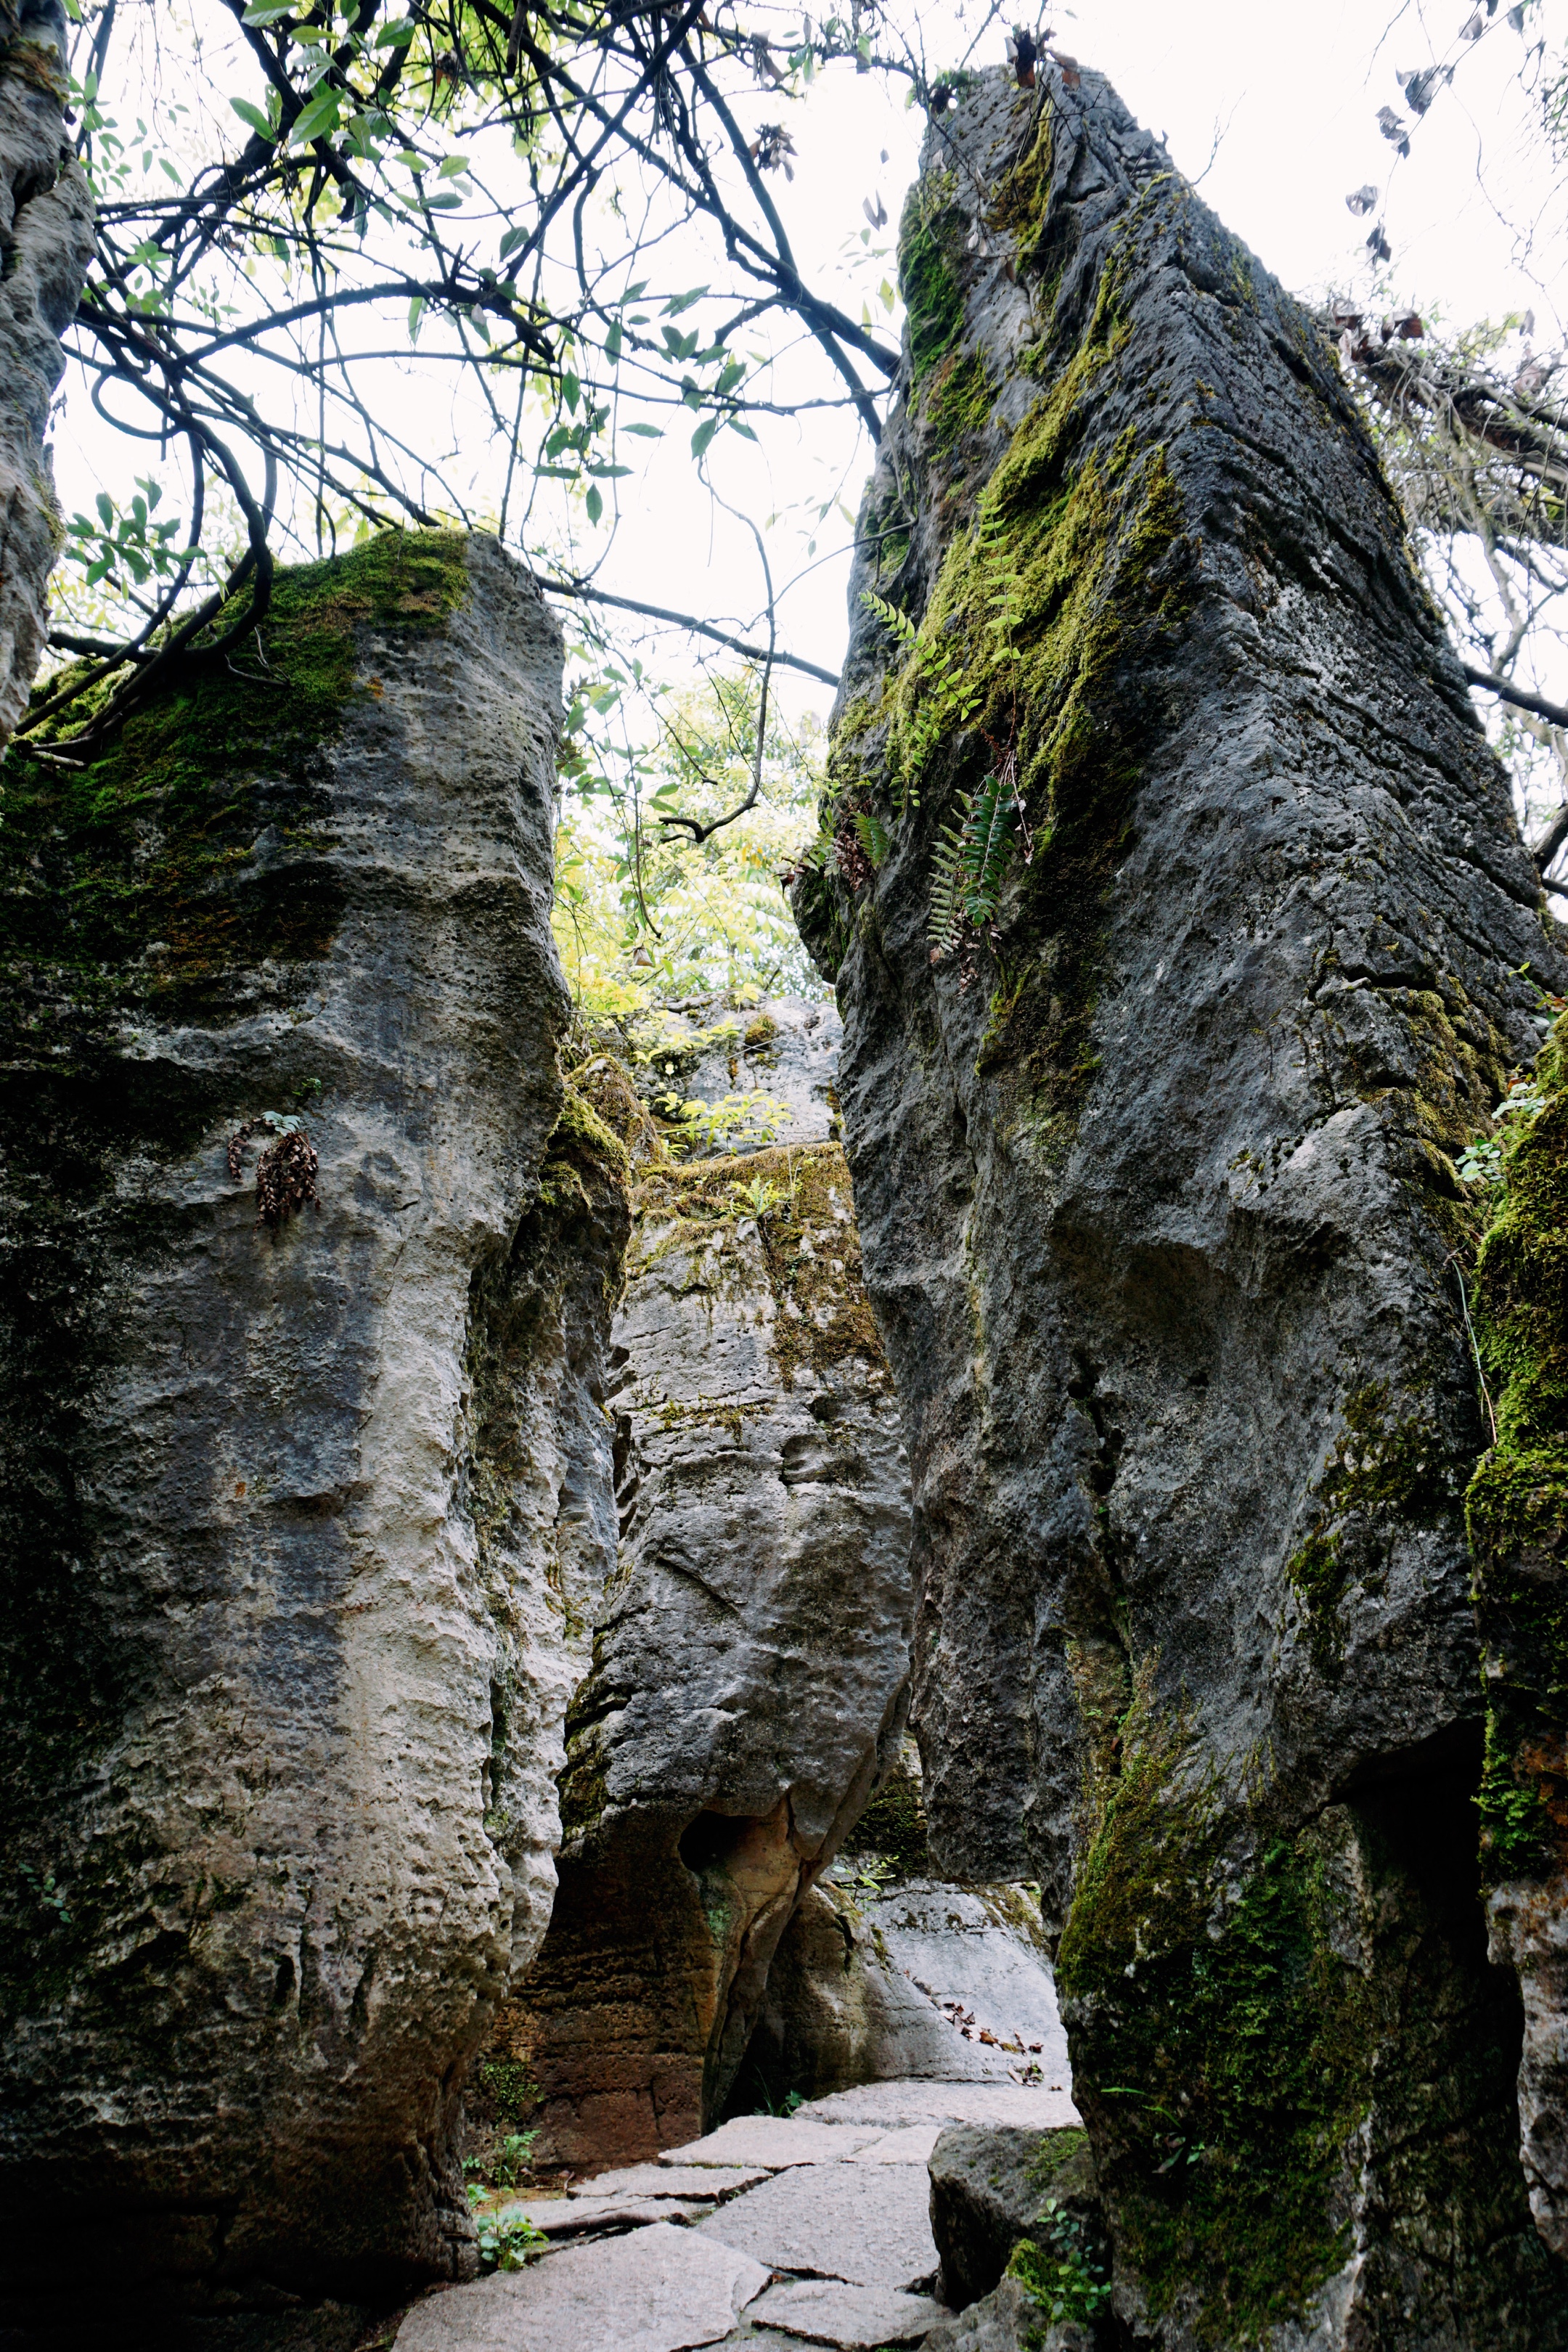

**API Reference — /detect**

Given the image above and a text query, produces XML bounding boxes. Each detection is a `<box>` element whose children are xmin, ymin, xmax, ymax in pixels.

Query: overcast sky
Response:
<box><xmin>50</xmin><ymin>1</ymin><xmax>1568</xmax><ymax>720</ymax></box>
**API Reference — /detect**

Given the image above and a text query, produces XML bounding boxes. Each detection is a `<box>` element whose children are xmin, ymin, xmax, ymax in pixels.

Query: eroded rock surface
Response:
<box><xmin>0</xmin><ymin>534</ymin><xmax>628</xmax><ymax>2313</ymax></box>
<box><xmin>0</xmin><ymin>0</ymin><xmax>95</xmax><ymax>746</ymax></box>
<box><xmin>503</xmin><ymin>1134</ymin><xmax>912</xmax><ymax>2165</ymax></box>
<box><xmin>795</xmin><ymin>62</ymin><xmax>1568</xmax><ymax>2351</ymax></box>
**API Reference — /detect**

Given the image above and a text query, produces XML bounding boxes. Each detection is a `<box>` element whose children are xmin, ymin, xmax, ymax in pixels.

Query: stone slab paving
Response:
<box><xmin>392</xmin><ymin>2221</ymin><xmax>767</xmax><ymax>2351</ymax></box>
<box><xmin>658</xmin><ymin>2115</ymin><xmax>881</xmax><ymax>2169</ymax></box>
<box><xmin>846</xmin><ymin>2123</ymin><xmax>944</xmax><ymax>2164</ymax></box>
<box><xmin>696</xmin><ymin>2159</ymin><xmax>937</xmax><ymax>2291</ymax></box>
<box><xmin>799</xmin><ymin>2081</ymin><xmax>1079</xmax><ymax>2131</ymax></box>
<box><xmin>743</xmin><ymin>2281</ymin><xmax>949</xmax><ymax>2347</ymax></box>
<box><xmin>499</xmin><ymin>2194</ymin><xmax>713</xmax><ymax>2235</ymax></box>
<box><xmin>572</xmin><ymin>2163</ymin><xmax>769</xmax><ymax>2202</ymax></box>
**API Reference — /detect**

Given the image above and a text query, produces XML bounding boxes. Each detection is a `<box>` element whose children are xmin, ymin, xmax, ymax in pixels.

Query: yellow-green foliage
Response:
<box><xmin>1058</xmin><ymin>1674</ymin><xmax>1375</xmax><ymax>2343</ymax></box>
<box><xmin>1466</xmin><ymin>1016</ymin><xmax>1568</xmax><ymax>1880</ymax></box>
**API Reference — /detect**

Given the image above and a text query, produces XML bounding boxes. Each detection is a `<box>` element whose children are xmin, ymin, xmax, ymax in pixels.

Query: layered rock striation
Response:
<box><xmin>505</xmin><ymin>1135</ymin><xmax>913</xmax><ymax>2166</ymax></box>
<box><xmin>0</xmin><ymin>534</ymin><xmax>629</xmax><ymax>2311</ymax></box>
<box><xmin>796</xmin><ymin>64</ymin><xmax>1568</xmax><ymax>2350</ymax></box>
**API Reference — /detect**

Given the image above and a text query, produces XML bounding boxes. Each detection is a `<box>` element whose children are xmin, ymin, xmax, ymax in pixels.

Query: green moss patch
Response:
<box><xmin>899</xmin><ymin>168</ymin><xmax>966</xmax><ymax>388</ymax></box>
<box><xmin>1466</xmin><ymin>1018</ymin><xmax>1568</xmax><ymax>1882</ymax></box>
<box><xmin>1</xmin><ymin>528</ymin><xmax>470</xmax><ymax>1042</ymax></box>
<box><xmin>634</xmin><ymin>1142</ymin><xmax>887</xmax><ymax>1387</ymax></box>
<box><xmin>1286</xmin><ymin>1381</ymin><xmax>1457</xmax><ymax>1670</ymax></box>
<box><xmin>1058</xmin><ymin>1676</ymin><xmax>1373</xmax><ymax>2343</ymax></box>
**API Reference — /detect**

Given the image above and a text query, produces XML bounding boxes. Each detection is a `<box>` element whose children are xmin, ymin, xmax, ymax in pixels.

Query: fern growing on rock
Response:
<box><xmin>928</xmin><ymin>770</ymin><xmax>1016</xmax><ymax>957</ymax></box>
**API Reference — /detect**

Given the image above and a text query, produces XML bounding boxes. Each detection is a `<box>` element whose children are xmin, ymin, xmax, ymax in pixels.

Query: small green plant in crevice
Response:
<box><xmin>490</xmin><ymin>2130</ymin><xmax>540</xmax><ymax>2189</ymax></box>
<box><xmin>470</xmin><ymin>2205</ymin><xmax>548</xmax><ymax>2273</ymax></box>
<box><xmin>1458</xmin><ymin>1074</ymin><xmax>1548</xmax><ymax>1185</ymax></box>
<box><xmin>17</xmin><ymin>1864</ymin><xmax>71</xmax><ymax>1925</ymax></box>
<box><xmin>1008</xmin><ymin>2200</ymin><xmax>1113</xmax><ymax>2327</ymax></box>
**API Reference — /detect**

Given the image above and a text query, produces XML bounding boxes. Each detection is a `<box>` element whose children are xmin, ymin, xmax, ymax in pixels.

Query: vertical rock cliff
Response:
<box><xmin>0</xmin><ymin>0</ymin><xmax>94</xmax><ymax>744</ymax></box>
<box><xmin>505</xmin><ymin>1133</ymin><xmax>913</xmax><ymax>2167</ymax></box>
<box><xmin>0</xmin><ymin>533</ymin><xmax>629</xmax><ymax>2314</ymax></box>
<box><xmin>795</xmin><ymin>66</ymin><xmax>1568</xmax><ymax>2349</ymax></box>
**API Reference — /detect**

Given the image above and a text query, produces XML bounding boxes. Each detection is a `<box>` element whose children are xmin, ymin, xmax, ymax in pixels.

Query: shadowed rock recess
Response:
<box><xmin>0</xmin><ymin>533</ymin><xmax>631</xmax><ymax>2314</ymax></box>
<box><xmin>497</xmin><ymin>1136</ymin><xmax>914</xmax><ymax>2166</ymax></box>
<box><xmin>793</xmin><ymin>64</ymin><xmax>1568</xmax><ymax>2351</ymax></box>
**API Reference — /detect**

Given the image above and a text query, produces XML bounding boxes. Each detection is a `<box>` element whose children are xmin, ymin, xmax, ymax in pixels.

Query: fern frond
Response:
<box><xmin>963</xmin><ymin>771</ymin><xmax>1014</xmax><ymax>923</ymax></box>
<box><xmin>854</xmin><ymin>811</ymin><xmax>892</xmax><ymax>867</ymax></box>
<box><xmin>860</xmin><ymin>588</ymin><xmax>918</xmax><ymax>645</ymax></box>
<box><xmin>928</xmin><ymin>791</ymin><xmax>973</xmax><ymax>950</ymax></box>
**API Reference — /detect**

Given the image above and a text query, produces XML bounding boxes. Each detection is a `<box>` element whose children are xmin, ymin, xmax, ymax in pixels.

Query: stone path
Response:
<box><xmin>393</xmin><ymin>2078</ymin><xmax>1079</xmax><ymax>2351</ymax></box>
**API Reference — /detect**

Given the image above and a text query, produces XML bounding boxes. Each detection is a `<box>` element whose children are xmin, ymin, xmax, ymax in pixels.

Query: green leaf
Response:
<box><xmin>407</xmin><ymin>294</ymin><xmax>425</xmax><ymax>341</ymax></box>
<box><xmin>241</xmin><ymin>0</ymin><xmax>296</xmax><ymax>22</ymax></box>
<box><xmin>690</xmin><ymin>417</ymin><xmax>719</xmax><ymax>460</ymax></box>
<box><xmin>290</xmin><ymin>85</ymin><xmax>342</xmax><ymax>144</ymax></box>
<box><xmin>425</xmin><ymin>191</ymin><xmax>464</xmax><ymax>209</ymax></box>
<box><xmin>498</xmin><ymin>224</ymin><xmax>527</xmax><ymax>260</ymax></box>
<box><xmin>95</xmin><ymin>490</ymin><xmax>113</xmax><ymax>530</ymax></box>
<box><xmin>622</xmin><ymin>422</ymin><xmax>662</xmax><ymax>438</ymax></box>
<box><xmin>561</xmin><ymin>370</ymin><xmax>580</xmax><ymax>413</ymax></box>
<box><xmin>728</xmin><ymin>420</ymin><xmax>757</xmax><ymax>440</ymax></box>
<box><xmin>438</xmin><ymin>153</ymin><xmax>471</xmax><ymax>178</ymax></box>
<box><xmin>585</xmin><ymin>483</ymin><xmax>603</xmax><ymax>524</ymax></box>
<box><xmin>229</xmin><ymin>96</ymin><xmax>277</xmax><ymax>140</ymax></box>
<box><xmin>605</xmin><ymin>319</ymin><xmax>622</xmax><ymax>362</ymax></box>
<box><xmin>663</xmin><ymin>285</ymin><xmax>709</xmax><ymax>315</ymax></box>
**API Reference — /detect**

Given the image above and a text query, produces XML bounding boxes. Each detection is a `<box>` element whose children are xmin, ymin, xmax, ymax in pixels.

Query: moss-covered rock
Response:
<box><xmin>796</xmin><ymin>58</ymin><xmax>1567</xmax><ymax>2351</ymax></box>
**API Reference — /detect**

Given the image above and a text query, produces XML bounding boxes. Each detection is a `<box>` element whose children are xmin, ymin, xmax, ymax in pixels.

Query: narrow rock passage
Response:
<box><xmin>393</xmin><ymin>2079</ymin><xmax>1076</xmax><ymax>2350</ymax></box>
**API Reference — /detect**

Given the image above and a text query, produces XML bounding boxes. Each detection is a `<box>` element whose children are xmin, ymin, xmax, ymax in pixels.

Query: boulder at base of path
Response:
<box><xmin>920</xmin><ymin>2279</ymin><xmax>1096</xmax><ymax>2351</ymax></box>
<box><xmin>697</xmin><ymin>2160</ymin><xmax>938</xmax><ymax>2290</ymax></box>
<box><xmin>742</xmin><ymin>2277</ymin><xmax>951</xmax><ymax>2347</ymax></box>
<box><xmin>929</xmin><ymin>2124</ymin><xmax>1098</xmax><ymax>2308</ymax></box>
<box><xmin>392</xmin><ymin>2221</ymin><xmax>767</xmax><ymax>2352</ymax></box>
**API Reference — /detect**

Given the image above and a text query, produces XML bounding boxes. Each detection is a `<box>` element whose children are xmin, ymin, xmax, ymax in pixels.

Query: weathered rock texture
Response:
<box><xmin>503</xmin><ymin>1137</ymin><xmax>912</xmax><ymax>2165</ymax></box>
<box><xmin>928</xmin><ymin>2123</ymin><xmax>1097</xmax><ymax>2310</ymax></box>
<box><xmin>795</xmin><ymin>62</ymin><xmax>1568</xmax><ymax>2351</ymax></box>
<box><xmin>754</xmin><ymin>1873</ymin><xmax>1069</xmax><ymax>2106</ymax></box>
<box><xmin>0</xmin><ymin>0</ymin><xmax>95</xmax><ymax>745</ymax></box>
<box><xmin>0</xmin><ymin>533</ymin><xmax>629</xmax><ymax>2312</ymax></box>
<box><xmin>624</xmin><ymin>994</ymin><xmax>844</xmax><ymax>1154</ymax></box>
<box><xmin>1468</xmin><ymin>1015</ymin><xmax>1568</xmax><ymax>2255</ymax></box>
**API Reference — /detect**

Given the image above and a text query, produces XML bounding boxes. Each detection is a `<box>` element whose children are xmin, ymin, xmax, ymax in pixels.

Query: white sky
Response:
<box><xmin>49</xmin><ymin>0</ymin><xmax>1568</xmax><ymax>724</ymax></box>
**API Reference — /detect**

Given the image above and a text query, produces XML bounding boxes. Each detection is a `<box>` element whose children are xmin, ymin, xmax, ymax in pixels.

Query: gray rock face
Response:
<box><xmin>0</xmin><ymin>0</ymin><xmax>95</xmax><ymax>746</ymax></box>
<box><xmin>755</xmin><ymin>1878</ymin><xmax>1071</xmax><ymax>2104</ymax></box>
<box><xmin>921</xmin><ymin>2282</ymin><xmax>1090</xmax><ymax>2352</ymax></box>
<box><xmin>508</xmin><ymin>1137</ymin><xmax>912</xmax><ymax>2165</ymax></box>
<box><xmin>794</xmin><ymin>62</ymin><xmax>1567</xmax><ymax>2351</ymax></box>
<box><xmin>928</xmin><ymin>2125</ymin><xmax>1096</xmax><ymax>2311</ymax></box>
<box><xmin>627</xmin><ymin>995</ymin><xmax>844</xmax><ymax>1154</ymax></box>
<box><xmin>0</xmin><ymin>535</ymin><xmax>629</xmax><ymax>2311</ymax></box>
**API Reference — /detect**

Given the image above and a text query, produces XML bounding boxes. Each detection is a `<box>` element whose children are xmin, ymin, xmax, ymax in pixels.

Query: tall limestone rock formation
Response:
<box><xmin>0</xmin><ymin>0</ymin><xmax>94</xmax><ymax>744</ymax></box>
<box><xmin>501</xmin><ymin>1130</ymin><xmax>913</xmax><ymax>2166</ymax></box>
<box><xmin>795</xmin><ymin>65</ymin><xmax>1568</xmax><ymax>2350</ymax></box>
<box><xmin>0</xmin><ymin>534</ymin><xmax>629</xmax><ymax>2315</ymax></box>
